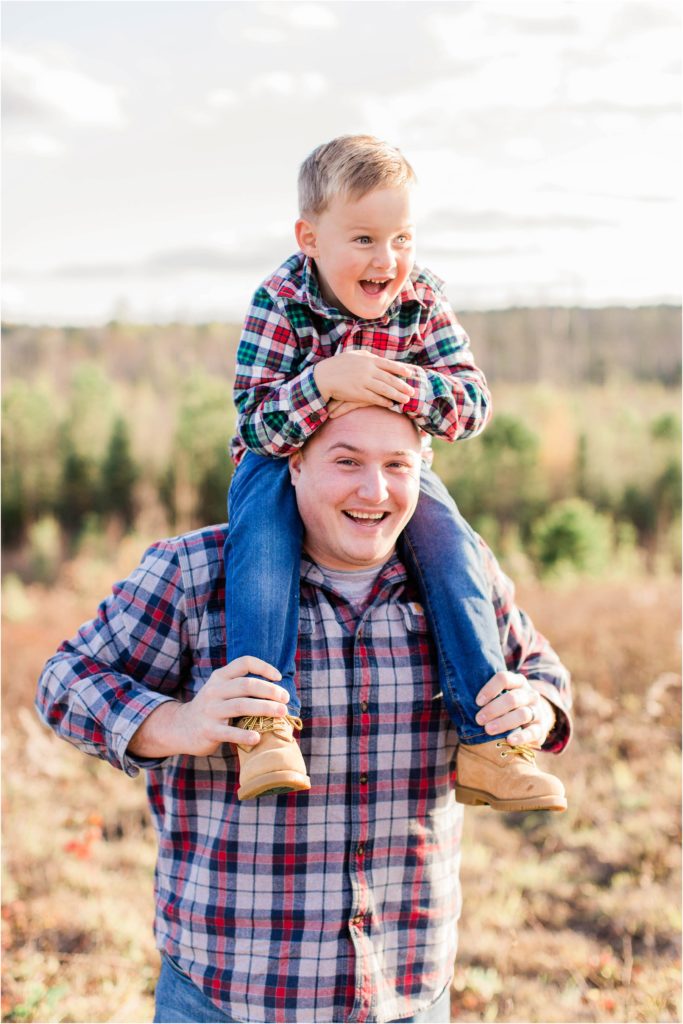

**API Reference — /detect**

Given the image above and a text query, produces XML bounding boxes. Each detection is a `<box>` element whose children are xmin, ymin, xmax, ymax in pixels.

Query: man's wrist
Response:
<box><xmin>539</xmin><ymin>697</ymin><xmax>557</xmax><ymax>747</ymax></box>
<box><xmin>127</xmin><ymin>699</ymin><xmax>186</xmax><ymax>758</ymax></box>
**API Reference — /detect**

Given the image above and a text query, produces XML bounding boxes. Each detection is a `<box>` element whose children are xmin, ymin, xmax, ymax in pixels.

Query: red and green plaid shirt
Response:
<box><xmin>36</xmin><ymin>526</ymin><xmax>571</xmax><ymax>1023</ymax></box>
<box><xmin>231</xmin><ymin>252</ymin><xmax>492</xmax><ymax>464</ymax></box>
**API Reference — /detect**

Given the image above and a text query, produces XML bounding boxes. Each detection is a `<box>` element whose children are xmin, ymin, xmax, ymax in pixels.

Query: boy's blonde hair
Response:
<box><xmin>298</xmin><ymin>135</ymin><xmax>417</xmax><ymax>216</ymax></box>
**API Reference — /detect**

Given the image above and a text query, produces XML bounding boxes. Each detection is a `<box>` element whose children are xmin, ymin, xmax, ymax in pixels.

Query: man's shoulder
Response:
<box><xmin>141</xmin><ymin>525</ymin><xmax>228</xmax><ymax>593</ymax></box>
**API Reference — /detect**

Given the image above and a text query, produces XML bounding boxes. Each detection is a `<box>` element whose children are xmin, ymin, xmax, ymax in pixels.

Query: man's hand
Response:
<box><xmin>128</xmin><ymin>656</ymin><xmax>290</xmax><ymax>759</ymax></box>
<box><xmin>475</xmin><ymin>671</ymin><xmax>556</xmax><ymax>748</ymax></box>
<box><xmin>314</xmin><ymin>350</ymin><xmax>415</xmax><ymax>407</ymax></box>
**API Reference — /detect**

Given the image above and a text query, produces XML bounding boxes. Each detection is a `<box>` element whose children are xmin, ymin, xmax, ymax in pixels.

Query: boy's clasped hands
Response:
<box><xmin>313</xmin><ymin>349</ymin><xmax>416</xmax><ymax>419</ymax></box>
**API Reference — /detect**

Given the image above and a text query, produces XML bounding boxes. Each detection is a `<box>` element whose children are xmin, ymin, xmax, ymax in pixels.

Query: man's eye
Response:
<box><xmin>336</xmin><ymin>458</ymin><xmax>358</xmax><ymax>466</ymax></box>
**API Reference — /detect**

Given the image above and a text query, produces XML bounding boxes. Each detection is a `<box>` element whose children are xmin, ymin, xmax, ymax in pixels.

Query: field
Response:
<box><xmin>2</xmin><ymin>314</ymin><xmax>681</xmax><ymax>1022</ymax></box>
<box><xmin>1</xmin><ymin>544</ymin><xmax>680</xmax><ymax>1023</ymax></box>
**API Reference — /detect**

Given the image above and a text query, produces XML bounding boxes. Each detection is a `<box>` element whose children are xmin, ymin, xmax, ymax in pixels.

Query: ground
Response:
<box><xmin>1</xmin><ymin>563</ymin><xmax>680</xmax><ymax>1024</ymax></box>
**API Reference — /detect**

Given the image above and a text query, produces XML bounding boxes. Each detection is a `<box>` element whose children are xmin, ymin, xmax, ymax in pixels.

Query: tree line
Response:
<box><xmin>1</xmin><ymin>311</ymin><xmax>680</xmax><ymax>579</ymax></box>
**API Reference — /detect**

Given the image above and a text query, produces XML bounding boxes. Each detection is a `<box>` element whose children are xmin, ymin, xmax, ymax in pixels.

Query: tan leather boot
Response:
<box><xmin>455</xmin><ymin>740</ymin><xmax>567</xmax><ymax>812</ymax></box>
<box><xmin>234</xmin><ymin>715</ymin><xmax>311</xmax><ymax>800</ymax></box>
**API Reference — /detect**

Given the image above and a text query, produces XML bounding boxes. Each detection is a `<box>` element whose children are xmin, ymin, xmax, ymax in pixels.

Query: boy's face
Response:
<box><xmin>295</xmin><ymin>186</ymin><xmax>416</xmax><ymax>320</ymax></box>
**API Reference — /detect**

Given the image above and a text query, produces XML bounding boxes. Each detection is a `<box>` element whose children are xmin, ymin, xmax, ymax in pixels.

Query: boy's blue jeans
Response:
<box><xmin>224</xmin><ymin>452</ymin><xmax>507</xmax><ymax>745</ymax></box>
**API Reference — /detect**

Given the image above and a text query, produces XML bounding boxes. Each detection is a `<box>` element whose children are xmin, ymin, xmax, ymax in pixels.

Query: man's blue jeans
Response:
<box><xmin>224</xmin><ymin>452</ymin><xmax>507</xmax><ymax>744</ymax></box>
<box><xmin>154</xmin><ymin>952</ymin><xmax>452</xmax><ymax>1022</ymax></box>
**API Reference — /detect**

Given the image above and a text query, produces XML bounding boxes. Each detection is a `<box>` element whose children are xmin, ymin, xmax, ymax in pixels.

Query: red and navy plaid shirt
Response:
<box><xmin>36</xmin><ymin>526</ymin><xmax>571</xmax><ymax>1024</ymax></box>
<box><xmin>230</xmin><ymin>252</ymin><xmax>491</xmax><ymax>465</ymax></box>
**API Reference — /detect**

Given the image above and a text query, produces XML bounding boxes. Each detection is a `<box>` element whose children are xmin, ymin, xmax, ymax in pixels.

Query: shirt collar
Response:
<box><xmin>300</xmin><ymin>552</ymin><xmax>409</xmax><ymax>599</ymax></box>
<box><xmin>291</xmin><ymin>255</ymin><xmax>426</xmax><ymax>324</ymax></box>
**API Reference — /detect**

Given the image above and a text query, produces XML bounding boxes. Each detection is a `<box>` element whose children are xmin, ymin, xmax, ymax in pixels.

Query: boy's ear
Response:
<box><xmin>295</xmin><ymin>217</ymin><xmax>318</xmax><ymax>257</ymax></box>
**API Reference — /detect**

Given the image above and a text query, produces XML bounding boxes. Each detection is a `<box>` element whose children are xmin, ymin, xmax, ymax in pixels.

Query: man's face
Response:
<box><xmin>289</xmin><ymin>408</ymin><xmax>422</xmax><ymax>572</ymax></box>
<box><xmin>295</xmin><ymin>186</ymin><xmax>416</xmax><ymax>320</ymax></box>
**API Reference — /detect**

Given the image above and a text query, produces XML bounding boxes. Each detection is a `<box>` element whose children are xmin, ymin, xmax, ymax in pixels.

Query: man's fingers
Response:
<box><xmin>475</xmin><ymin>671</ymin><xmax>523</xmax><ymax>707</ymax></box>
<box><xmin>225</xmin><ymin>696</ymin><xmax>289</xmax><ymax>720</ymax></box>
<box><xmin>223</xmin><ymin>655</ymin><xmax>282</xmax><ymax>681</ymax></box>
<box><xmin>212</xmin><ymin>674</ymin><xmax>290</xmax><ymax>703</ymax></box>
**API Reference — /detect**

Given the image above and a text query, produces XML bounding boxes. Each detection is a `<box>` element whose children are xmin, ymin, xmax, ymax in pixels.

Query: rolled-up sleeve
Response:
<box><xmin>401</xmin><ymin>294</ymin><xmax>492</xmax><ymax>442</ymax></box>
<box><xmin>35</xmin><ymin>541</ymin><xmax>190</xmax><ymax>776</ymax></box>
<box><xmin>482</xmin><ymin>540</ymin><xmax>573</xmax><ymax>752</ymax></box>
<box><xmin>233</xmin><ymin>287</ymin><xmax>328</xmax><ymax>457</ymax></box>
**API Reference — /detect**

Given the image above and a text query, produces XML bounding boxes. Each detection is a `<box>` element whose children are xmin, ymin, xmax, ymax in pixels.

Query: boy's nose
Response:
<box><xmin>371</xmin><ymin>245</ymin><xmax>394</xmax><ymax>272</ymax></box>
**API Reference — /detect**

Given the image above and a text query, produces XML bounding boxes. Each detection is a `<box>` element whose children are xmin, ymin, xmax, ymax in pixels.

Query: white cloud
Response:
<box><xmin>283</xmin><ymin>4</ymin><xmax>338</xmax><ymax>30</ymax></box>
<box><xmin>249</xmin><ymin>71</ymin><xmax>327</xmax><ymax>98</ymax></box>
<box><xmin>4</xmin><ymin>130</ymin><xmax>64</xmax><ymax>157</ymax></box>
<box><xmin>206</xmin><ymin>88</ymin><xmax>239</xmax><ymax>110</ymax></box>
<box><xmin>241</xmin><ymin>25</ymin><xmax>288</xmax><ymax>45</ymax></box>
<box><xmin>2</xmin><ymin>46</ymin><xmax>126</xmax><ymax>128</ymax></box>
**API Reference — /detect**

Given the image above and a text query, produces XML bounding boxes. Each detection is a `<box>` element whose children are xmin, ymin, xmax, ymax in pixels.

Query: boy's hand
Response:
<box><xmin>327</xmin><ymin>399</ymin><xmax>375</xmax><ymax>419</ymax></box>
<box><xmin>314</xmin><ymin>350</ymin><xmax>415</xmax><ymax>408</ymax></box>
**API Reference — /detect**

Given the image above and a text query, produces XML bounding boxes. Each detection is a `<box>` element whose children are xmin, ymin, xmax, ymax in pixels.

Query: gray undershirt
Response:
<box><xmin>318</xmin><ymin>562</ymin><xmax>391</xmax><ymax>610</ymax></box>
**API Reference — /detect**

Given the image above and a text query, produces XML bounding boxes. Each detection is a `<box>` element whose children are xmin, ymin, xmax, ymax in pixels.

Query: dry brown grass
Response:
<box><xmin>2</xmin><ymin>558</ymin><xmax>681</xmax><ymax>1023</ymax></box>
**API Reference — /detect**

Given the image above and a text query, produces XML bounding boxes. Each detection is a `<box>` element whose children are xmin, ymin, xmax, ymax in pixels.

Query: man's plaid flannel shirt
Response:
<box><xmin>36</xmin><ymin>526</ymin><xmax>571</xmax><ymax>1024</ymax></box>
<box><xmin>230</xmin><ymin>252</ymin><xmax>491</xmax><ymax>464</ymax></box>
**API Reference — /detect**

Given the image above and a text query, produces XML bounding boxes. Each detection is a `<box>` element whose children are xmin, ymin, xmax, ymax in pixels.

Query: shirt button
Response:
<box><xmin>357</xmin><ymin>843</ymin><xmax>365</xmax><ymax>857</ymax></box>
<box><xmin>360</xmin><ymin>701</ymin><xmax>369</xmax><ymax>713</ymax></box>
<box><xmin>359</xmin><ymin>774</ymin><xmax>368</xmax><ymax>785</ymax></box>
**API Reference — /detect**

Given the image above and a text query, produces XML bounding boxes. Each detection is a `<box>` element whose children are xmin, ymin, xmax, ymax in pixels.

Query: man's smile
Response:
<box><xmin>342</xmin><ymin>509</ymin><xmax>390</xmax><ymax>525</ymax></box>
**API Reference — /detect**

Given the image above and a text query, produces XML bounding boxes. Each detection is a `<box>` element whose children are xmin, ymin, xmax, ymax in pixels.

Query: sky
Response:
<box><xmin>2</xmin><ymin>0</ymin><xmax>681</xmax><ymax>324</ymax></box>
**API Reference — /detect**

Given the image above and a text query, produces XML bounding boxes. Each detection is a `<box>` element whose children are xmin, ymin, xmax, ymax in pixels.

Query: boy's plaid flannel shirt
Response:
<box><xmin>231</xmin><ymin>252</ymin><xmax>491</xmax><ymax>464</ymax></box>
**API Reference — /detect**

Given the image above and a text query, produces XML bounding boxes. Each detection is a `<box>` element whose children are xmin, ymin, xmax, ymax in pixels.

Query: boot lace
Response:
<box><xmin>238</xmin><ymin>714</ymin><xmax>303</xmax><ymax>737</ymax></box>
<box><xmin>496</xmin><ymin>740</ymin><xmax>537</xmax><ymax>764</ymax></box>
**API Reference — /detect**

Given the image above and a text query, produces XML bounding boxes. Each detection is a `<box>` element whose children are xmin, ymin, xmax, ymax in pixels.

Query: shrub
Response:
<box><xmin>532</xmin><ymin>498</ymin><xmax>614</xmax><ymax>576</ymax></box>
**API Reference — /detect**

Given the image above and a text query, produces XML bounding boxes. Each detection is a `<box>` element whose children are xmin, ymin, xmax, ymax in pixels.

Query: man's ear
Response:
<box><xmin>289</xmin><ymin>450</ymin><xmax>303</xmax><ymax>484</ymax></box>
<box><xmin>295</xmin><ymin>217</ymin><xmax>318</xmax><ymax>257</ymax></box>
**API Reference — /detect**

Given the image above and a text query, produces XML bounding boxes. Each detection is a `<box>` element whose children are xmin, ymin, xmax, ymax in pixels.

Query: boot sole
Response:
<box><xmin>238</xmin><ymin>771</ymin><xmax>311</xmax><ymax>801</ymax></box>
<box><xmin>455</xmin><ymin>784</ymin><xmax>567</xmax><ymax>813</ymax></box>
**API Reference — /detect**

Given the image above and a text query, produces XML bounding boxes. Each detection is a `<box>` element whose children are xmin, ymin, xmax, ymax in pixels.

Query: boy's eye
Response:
<box><xmin>355</xmin><ymin>236</ymin><xmax>372</xmax><ymax>245</ymax></box>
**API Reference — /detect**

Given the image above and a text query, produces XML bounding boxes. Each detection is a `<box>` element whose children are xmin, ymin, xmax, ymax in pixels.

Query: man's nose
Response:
<box><xmin>356</xmin><ymin>468</ymin><xmax>389</xmax><ymax>503</ymax></box>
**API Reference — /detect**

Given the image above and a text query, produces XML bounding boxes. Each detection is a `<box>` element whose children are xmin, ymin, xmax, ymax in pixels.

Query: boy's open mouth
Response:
<box><xmin>359</xmin><ymin>279</ymin><xmax>391</xmax><ymax>296</ymax></box>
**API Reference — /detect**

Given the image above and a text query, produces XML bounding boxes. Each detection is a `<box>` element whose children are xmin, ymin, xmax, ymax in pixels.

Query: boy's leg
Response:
<box><xmin>400</xmin><ymin>467</ymin><xmax>566</xmax><ymax>812</ymax></box>
<box><xmin>400</xmin><ymin>465</ymin><xmax>506</xmax><ymax>745</ymax></box>
<box><xmin>223</xmin><ymin>452</ymin><xmax>310</xmax><ymax>800</ymax></box>
<box><xmin>224</xmin><ymin>452</ymin><xmax>302</xmax><ymax>715</ymax></box>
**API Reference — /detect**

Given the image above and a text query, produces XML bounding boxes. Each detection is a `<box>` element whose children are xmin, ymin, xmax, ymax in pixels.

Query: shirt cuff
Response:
<box><xmin>289</xmin><ymin>365</ymin><xmax>328</xmax><ymax>419</ymax></box>
<box><xmin>113</xmin><ymin>692</ymin><xmax>179</xmax><ymax>777</ymax></box>
<box><xmin>533</xmin><ymin>682</ymin><xmax>573</xmax><ymax>753</ymax></box>
<box><xmin>400</xmin><ymin>366</ymin><xmax>430</xmax><ymax>420</ymax></box>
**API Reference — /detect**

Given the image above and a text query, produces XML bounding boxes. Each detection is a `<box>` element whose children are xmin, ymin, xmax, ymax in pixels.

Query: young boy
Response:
<box><xmin>225</xmin><ymin>135</ymin><xmax>566</xmax><ymax>812</ymax></box>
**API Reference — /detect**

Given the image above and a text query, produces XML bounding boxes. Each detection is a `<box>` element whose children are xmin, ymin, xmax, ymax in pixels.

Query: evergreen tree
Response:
<box><xmin>100</xmin><ymin>417</ymin><xmax>138</xmax><ymax>530</ymax></box>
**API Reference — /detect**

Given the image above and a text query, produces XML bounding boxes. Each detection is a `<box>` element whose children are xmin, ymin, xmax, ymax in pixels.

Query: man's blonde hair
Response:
<box><xmin>298</xmin><ymin>135</ymin><xmax>417</xmax><ymax>217</ymax></box>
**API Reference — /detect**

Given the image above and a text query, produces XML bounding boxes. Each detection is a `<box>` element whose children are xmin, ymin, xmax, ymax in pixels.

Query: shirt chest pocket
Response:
<box><xmin>200</xmin><ymin>606</ymin><xmax>227</xmax><ymax>676</ymax></box>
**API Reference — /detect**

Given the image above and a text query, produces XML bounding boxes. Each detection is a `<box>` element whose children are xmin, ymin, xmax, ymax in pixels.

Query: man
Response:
<box><xmin>36</xmin><ymin>407</ymin><xmax>571</xmax><ymax>1024</ymax></box>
